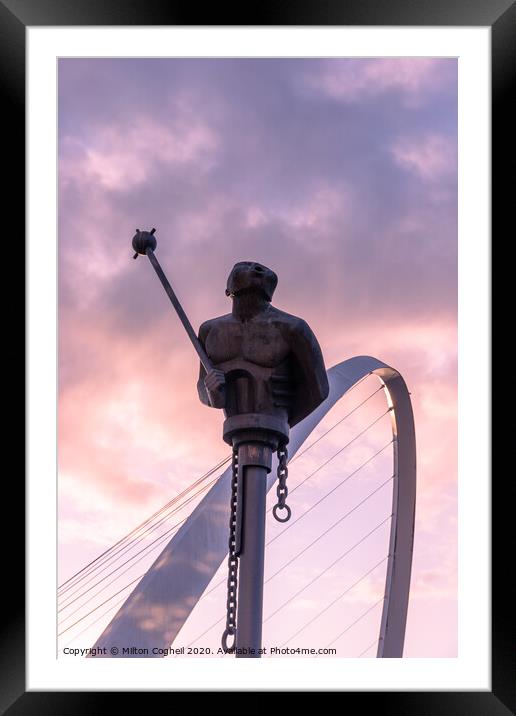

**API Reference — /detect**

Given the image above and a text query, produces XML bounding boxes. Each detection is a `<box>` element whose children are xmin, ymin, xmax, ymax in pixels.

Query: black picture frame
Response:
<box><xmin>6</xmin><ymin>0</ymin><xmax>507</xmax><ymax>711</ymax></box>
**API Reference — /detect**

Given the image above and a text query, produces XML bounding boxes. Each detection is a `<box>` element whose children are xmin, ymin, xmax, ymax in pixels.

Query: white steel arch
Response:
<box><xmin>91</xmin><ymin>356</ymin><xmax>416</xmax><ymax>657</ymax></box>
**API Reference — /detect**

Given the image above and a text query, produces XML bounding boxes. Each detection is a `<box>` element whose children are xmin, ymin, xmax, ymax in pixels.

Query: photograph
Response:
<box><xmin>57</xmin><ymin>56</ymin><xmax>457</xmax><ymax>660</ymax></box>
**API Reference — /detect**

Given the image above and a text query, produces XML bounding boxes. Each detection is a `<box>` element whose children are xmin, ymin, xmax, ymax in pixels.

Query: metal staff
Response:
<box><xmin>132</xmin><ymin>228</ymin><xmax>213</xmax><ymax>373</ymax></box>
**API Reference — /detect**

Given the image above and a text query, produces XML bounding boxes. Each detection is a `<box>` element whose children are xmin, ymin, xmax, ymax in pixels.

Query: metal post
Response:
<box><xmin>234</xmin><ymin>442</ymin><xmax>271</xmax><ymax>658</ymax></box>
<box><xmin>222</xmin><ymin>416</ymin><xmax>288</xmax><ymax>658</ymax></box>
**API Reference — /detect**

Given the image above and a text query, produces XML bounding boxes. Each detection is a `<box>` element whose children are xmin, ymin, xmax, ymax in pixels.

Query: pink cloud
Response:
<box><xmin>390</xmin><ymin>133</ymin><xmax>457</xmax><ymax>181</ymax></box>
<box><xmin>60</xmin><ymin>116</ymin><xmax>218</xmax><ymax>192</ymax></box>
<box><xmin>302</xmin><ymin>59</ymin><xmax>453</xmax><ymax>108</ymax></box>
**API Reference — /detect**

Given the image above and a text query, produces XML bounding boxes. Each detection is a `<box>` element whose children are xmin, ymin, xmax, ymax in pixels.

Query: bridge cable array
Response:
<box><xmin>186</xmin><ymin>459</ymin><xmax>393</xmax><ymax>648</ymax></box>
<box><xmin>59</xmin><ymin>372</ymin><xmax>393</xmax><ymax>656</ymax></box>
<box><xmin>58</xmin><ymin>454</ymin><xmax>231</xmax><ymax>597</ymax></box>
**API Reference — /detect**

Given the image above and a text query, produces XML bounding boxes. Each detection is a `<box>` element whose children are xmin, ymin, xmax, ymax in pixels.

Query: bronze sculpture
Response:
<box><xmin>132</xmin><ymin>231</ymin><xmax>329</xmax><ymax>657</ymax></box>
<box><xmin>196</xmin><ymin>260</ymin><xmax>329</xmax><ymax>656</ymax></box>
<box><xmin>197</xmin><ymin>261</ymin><xmax>329</xmax><ymax>426</ymax></box>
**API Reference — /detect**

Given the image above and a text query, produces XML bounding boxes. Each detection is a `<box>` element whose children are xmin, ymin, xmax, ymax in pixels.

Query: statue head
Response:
<box><xmin>225</xmin><ymin>261</ymin><xmax>278</xmax><ymax>302</ymax></box>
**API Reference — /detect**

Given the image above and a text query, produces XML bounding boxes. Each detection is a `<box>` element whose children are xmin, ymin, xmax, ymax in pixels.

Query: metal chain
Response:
<box><xmin>273</xmin><ymin>442</ymin><xmax>291</xmax><ymax>523</ymax></box>
<box><xmin>223</xmin><ymin>440</ymin><xmax>290</xmax><ymax>651</ymax></box>
<box><xmin>221</xmin><ymin>445</ymin><xmax>239</xmax><ymax>653</ymax></box>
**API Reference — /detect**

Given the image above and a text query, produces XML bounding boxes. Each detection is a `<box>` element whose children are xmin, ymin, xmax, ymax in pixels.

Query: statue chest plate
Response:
<box><xmin>205</xmin><ymin>320</ymin><xmax>290</xmax><ymax>368</ymax></box>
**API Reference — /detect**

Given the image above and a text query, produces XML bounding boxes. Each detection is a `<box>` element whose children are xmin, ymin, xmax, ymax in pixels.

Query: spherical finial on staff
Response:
<box><xmin>132</xmin><ymin>228</ymin><xmax>157</xmax><ymax>259</ymax></box>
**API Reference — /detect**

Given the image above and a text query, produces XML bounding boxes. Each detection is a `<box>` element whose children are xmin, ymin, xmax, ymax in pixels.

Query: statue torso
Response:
<box><xmin>204</xmin><ymin>311</ymin><xmax>291</xmax><ymax>368</ymax></box>
<box><xmin>201</xmin><ymin>307</ymin><xmax>296</xmax><ymax>418</ymax></box>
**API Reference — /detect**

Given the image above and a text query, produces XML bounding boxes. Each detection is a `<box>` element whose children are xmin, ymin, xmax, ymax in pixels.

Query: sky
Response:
<box><xmin>58</xmin><ymin>58</ymin><xmax>457</xmax><ymax>658</ymax></box>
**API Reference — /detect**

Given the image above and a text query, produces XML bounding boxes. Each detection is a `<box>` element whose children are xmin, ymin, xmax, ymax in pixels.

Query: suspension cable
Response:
<box><xmin>282</xmin><ymin>409</ymin><xmax>392</xmax><ymax>503</ymax></box>
<box><xmin>58</xmin><ymin>573</ymin><xmax>145</xmax><ymax>637</ymax></box>
<box><xmin>62</xmin><ymin>592</ymin><xmax>130</xmax><ymax>649</ymax></box>
<box><xmin>59</xmin><ymin>475</ymin><xmax>219</xmax><ymax>611</ymax></box>
<box><xmin>59</xmin><ymin>372</ymin><xmax>376</xmax><ymax>597</ymax></box>
<box><xmin>322</xmin><ymin>597</ymin><xmax>385</xmax><ymax>650</ymax></box>
<box><xmin>60</xmin><ymin>442</ymin><xmax>389</xmax><ymax>633</ymax></box>
<box><xmin>60</xmin><ymin>473</ymin><xmax>220</xmax><ymax>598</ymax></box>
<box><xmin>187</xmin><ymin>474</ymin><xmax>393</xmax><ymax>647</ymax></box>
<box><xmin>58</xmin><ymin>516</ymin><xmax>187</xmax><ymax>626</ymax></box>
<box><xmin>60</xmin><ymin>372</ymin><xmax>383</xmax><ymax>645</ymax></box>
<box><xmin>59</xmin><ymin>511</ymin><xmax>189</xmax><ymax>619</ymax></box>
<box><xmin>59</xmin><ymin>455</ymin><xmax>230</xmax><ymax>595</ymax></box>
<box><xmin>290</xmin><ymin>385</ymin><xmax>383</xmax><ymax>465</ymax></box>
<box><xmin>357</xmin><ymin>637</ymin><xmax>379</xmax><ymax>658</ymax></box>
<box><xmin>264</xmin><ymin>513</ymin><xmax>393</xmax><ymax>622</ymax></box>
<box><xmin>267</xmin><ymin>444</ymin><xmax>393</xmax><ymax>547</ymax></box>
<box><xmin>200</xmin><ymin>430</ymin><xmax>392</xmax><ymax>603</ymax></box>
<box><xmin>280</xmin><ymin>557</ymin><xmax>388</xmax><ymax>647</ymax></box>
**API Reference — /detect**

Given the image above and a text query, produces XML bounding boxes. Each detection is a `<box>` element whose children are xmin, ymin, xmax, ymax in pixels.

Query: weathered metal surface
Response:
<box><xmin>375</xmin><ymin>368</ymin><xmax>417</xmax><ymax>658</ymax></box>
<box><xmin>222</xmin><ymin>412</ymin><xmax>289</xmax><ymax>447</ymax></box>
<box><xmin>131</xmin><ymin>227</ymin><xmax>157</xmax><ymax>257</ymax></box>
<box><xmin>233</xmin><ymin>447</ymin><xmax>269</xmax><ymax>658</ymax></box>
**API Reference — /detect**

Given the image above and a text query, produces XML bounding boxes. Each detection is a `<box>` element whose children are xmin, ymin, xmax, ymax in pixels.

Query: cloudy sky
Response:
<box><xmin>58</xmin><ymin>58</ymin><xmax>457</xmax><ymax>658</ymax></box>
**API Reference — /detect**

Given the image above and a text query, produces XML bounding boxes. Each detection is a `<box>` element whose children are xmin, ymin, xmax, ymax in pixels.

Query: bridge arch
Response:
<box><xmin>91</xmin><ymin>356</ymin><xmax>416</xmax><ymax>657</ymax></box>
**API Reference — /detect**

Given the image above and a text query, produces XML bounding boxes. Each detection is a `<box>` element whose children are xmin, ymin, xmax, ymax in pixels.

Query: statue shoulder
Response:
<box><xmin>268</xmin><ymin>306</ymin><xmax>311</xmax><ymax>336</ymax></box>
<box><xmin>198</xmin><ymin>313</ymin><xmax>234</xmax><ymax>339</ymax></box>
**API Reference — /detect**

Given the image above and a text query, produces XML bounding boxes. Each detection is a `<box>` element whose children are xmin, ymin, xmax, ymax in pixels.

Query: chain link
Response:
<box><xmin>221</xmin><ymin>445</ymin><xmax>239</xmax><ymax>653</ymax></box>
<box><xmin>223</xmin><ymin>439</ymin><xmax>290</xmax><ymax>651</ymax></box>
<box><xmin>273</xmin><ymin>442</ymin><xmax>291</xmax><ymax>523</ymax></box>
